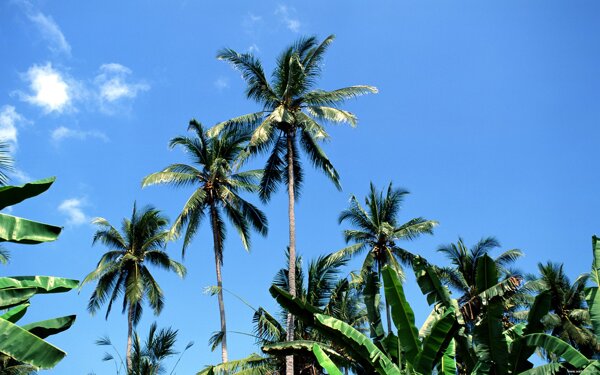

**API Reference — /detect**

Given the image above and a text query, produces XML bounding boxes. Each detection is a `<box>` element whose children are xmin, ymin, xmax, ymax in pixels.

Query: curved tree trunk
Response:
<box><xmin>126</xmin><ymin>303</ymin><xmax>134</xmax><ymax>372</ymax></box>
<box><xmin>210</xmin><ymin>202</ymin><xmax>228</xmax><ymax>364</ymax></box>
<box><xmin>286</xmin><ymin>133</ymin><xmax>296</xmax><ymax>375</ymax></box>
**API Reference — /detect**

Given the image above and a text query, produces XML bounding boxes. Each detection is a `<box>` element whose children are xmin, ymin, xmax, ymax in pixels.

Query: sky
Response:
<box><xmin>2</xmin><ymin>0</ymin><xmax>600</xmax><ymax>373</ymax></box>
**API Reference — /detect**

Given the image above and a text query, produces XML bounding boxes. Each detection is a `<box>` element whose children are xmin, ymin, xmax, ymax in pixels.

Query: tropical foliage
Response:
<box><xmin>0</xmin><ymin>178</ymin><xmax>77</xmax><ymax>372</ymax></box>
<box><xmin>81</xmin><ymin>203</ymin><xmax>186</xmax><ymax>372</ymax></box>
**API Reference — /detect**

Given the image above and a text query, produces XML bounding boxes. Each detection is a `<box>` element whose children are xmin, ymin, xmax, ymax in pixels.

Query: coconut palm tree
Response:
<box><xmin>437</xmin><ymin>236</ymin><xmax>523</xmax><ymax>308</ymax></box>
<box><xmin>0</xmin><ymin>140</ymin><xmax>14</xmax><ymax>265</ymax></box>
<box><xmin>525</xmin><ymin>262</ymin><xmax>599</xmax><ymax>358</ymax></box>
<box><xmin>142</xmin><ymin>120</ymin><xmax>268</xmax><ymax>364</ymax></box>
<box><xmin>81</xmin><ymin>203</ymin><xmax>186</xmax><ymax>372</ymax></box>
<box><xmin>211</xmin><ymin>35</ymin><xmax>377</xmax><ymax>374</ymax></box>
<box><xmin>336</xmin><ymin>182</ymin><xmax>437</xmax><ymax>333</ymax></box>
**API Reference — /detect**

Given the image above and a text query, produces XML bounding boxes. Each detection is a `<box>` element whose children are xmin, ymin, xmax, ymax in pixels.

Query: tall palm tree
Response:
<box><xmin>211</xmin><ymin>35</ymin><xmax>377</xmax><ymax>374</ymax></box>
<box><xmin>81</xmin><ymin>203</ymin><xmax>186</xmax><ymax>372</ymax></box>
<box><xmin>336</xmin><ymin>182</ymin><xmax>437</xmax><ymax>333</ymax></box>
<box><xmin>524</xmin><ymin>262</ymin><xmax>598</xmax><ymax>358</ymax></box>
<box><xmin>142</xmin><ymin>120</ymin><xmax>268</xmax><ymax>363</ymax></box>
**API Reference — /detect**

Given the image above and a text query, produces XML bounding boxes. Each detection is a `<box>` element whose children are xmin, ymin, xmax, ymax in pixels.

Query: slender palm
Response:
<box><xmin>81</xmin><ymin>204</ymin><xmax>186</xmax><ymax>372</ymax></box>
<box><xmin>525</xmin><ymin>262</ymin><xmax>598</xmax><ymax>358</ymax></box>
<box><xmin>142</xmin><ymin>120</ymin><xmax>268</xmax><ymax>364</ymax></box>
<box><xmin>212</xmin><ymin>35</ymin><xmax>377</xmax><ymax>374</ymax></box>
<box><xmin>337</xmin><ymin>182</ymin><xmax>437</xmax><ymax>333</ymax></box>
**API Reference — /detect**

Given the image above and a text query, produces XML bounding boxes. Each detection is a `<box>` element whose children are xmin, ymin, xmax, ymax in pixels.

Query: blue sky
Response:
<box><xmin>2</xmin><ymin>1</ymin><xmax>600</xmax><ymax>373</ymax></box>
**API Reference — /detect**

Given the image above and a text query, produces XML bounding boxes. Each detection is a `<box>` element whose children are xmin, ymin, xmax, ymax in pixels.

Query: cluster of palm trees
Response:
<box><xmin>77</xmin><ymin>34</ymin><xmax>599</xmax><ymax>375</ymax></box>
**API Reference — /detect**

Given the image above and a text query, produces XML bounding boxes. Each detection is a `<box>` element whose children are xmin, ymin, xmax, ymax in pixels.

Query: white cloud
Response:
<box><xmin>242</xmin><ymin>12</ymin><xmax>263</xmax><ymax>35</ymax></box>
<box><xmin>0</xmin><ymin>106</ymin><xmax>22</xmax><ymax>151</ymax></box>
<box><xmin>28</xmin><ymin>11</ymin><xmax>71</xmax><ymax>56</ymax></box>
<box><xmin>214</xmin><ymin>77</ymin><xmax>230</xmax><ymax>91</ymax></box>
<box><xmin>58</xmin><ymin>198</ymin><xmax>88</xmax><ymax>226</ymax></box>
<box><xmin>275</xmin><ymin>5</ymin><xmax>301</xmax><ymax>33</ymax></box>
<box><xmin>248</xmin><ymin>44</ymin><xmax>260</xmax><ymax>53</ymax></box>
<box><xmin>51</xmin><ymin>126</ymin><xmax>109</xmax><ymax>143</ymax></box>
<box><xmin>21</xmin><ymin>63</ymin><xmax>72</xmax><ymax>113</ymax></box>
<box><xmin>95</xmin><ymin>63</ymin><xmax>149</xmax><ymax>103</ymax></box>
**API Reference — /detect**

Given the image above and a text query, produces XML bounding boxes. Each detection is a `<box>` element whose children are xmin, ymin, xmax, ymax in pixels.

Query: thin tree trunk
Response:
<box><xmin>210</xmin><ymin>203</ymin><xmax>228</xmax><ymax>364</ymax></box>
<box><xmin>286</xmin><ymin>132</ymin><xmax>296</xmax><ymax>375</ymax></box>
<box><xmin>126</xmin><ymin>304</ymin><xmax>134</xmax><ymax>373</ymax></box>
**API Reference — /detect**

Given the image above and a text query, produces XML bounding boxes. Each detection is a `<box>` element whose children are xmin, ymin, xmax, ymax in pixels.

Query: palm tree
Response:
<box><xmin>336</xmin><ymin>182</ymin><xmax>437</xmax><ymax>333</ymax></box>
<box><xmin>525</xmin><ymin>262</ymin><xmax>599</xmax><ymax>358</ymax></box>
<box><xmin>81</xmin><ymin>203</ymin><xmax>186</xmax><ymax>372</ymax></box>
<box><xmin>142</xmin><ymin>120</ymin><xmax>268</xmax><ymax>364</ymax></box>
<box><xmin>437</xmin><ymin>237</ymin><xmax>523</xmax><ymax>308</ymax></box>
<box><xmin>96</xmin><ymin>322</ymin><xmax>193</xmax><ymax>375</ymax></box>
<box><xmin>211</xmin><ymin>35</ymin><xmax>377</xmax><ymax>374</ymax></box>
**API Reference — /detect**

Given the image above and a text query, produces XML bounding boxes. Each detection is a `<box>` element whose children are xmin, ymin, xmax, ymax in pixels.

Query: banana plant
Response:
<box><xmin>0</xmin><ymin>177</ymin><xmax>78</xmax><ymax>371</ymax></box>
<box><xmin>269</xmin><ymin>262</ymin><xmax>459</xmax><ymax>375</ymax></box>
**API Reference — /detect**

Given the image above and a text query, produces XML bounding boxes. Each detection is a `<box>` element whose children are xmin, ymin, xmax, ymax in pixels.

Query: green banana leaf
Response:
<box><xmin>412</xmin><ymin>256</ymin><xmax>452</xmax><ymax>307</ymax></box>
<box><xmin>381</xmin><ymin>333</ymin><xmax>400</xmax><ymax>365</ymax></box>
<box><xmin>0</xmin><ymin>177</ymin><xmax>55</xmax><ymax>210</ymax></box>
<box><xmin>363</xmin><ymin>270</ymin><xmax>385</xmax><ymax>345</ymax></box>
<box><xmin>269</xmin><ymin>285</ymin><xmax>318</xmax><ymax>326</ymax></box>
<box><xmin>473</xmin><ymin>299</ymin><xmax>509</xmax><ymax>375</ymax></box>
<box><xmin>509</xmin><ymin>291</ymin><xmax>552</xmax><ymax>373</ymax></box>
<box><xmin>414</xmin><ymin>308</ymin><xmax>458</xmax><ymax>375</ymax></box>
<box><xmin>0</xmin><ymin>276</ymin><xmax>79</xmax><ymax>293</ymax></box>
<box><xmin>516</xmin><ymin>362</ymin><xmax>562</xmax><ymax>375</ymax></box>
<box><xmin>196</xmin><ymin>353</ymin><xmax>271</xmax><ymax>375</ymax></box>
<box><xmin>475</xmin><ymin>254</ymin><xmax>498</xmax><ymax>293</ymax></box>
<box><xmin>0</xmin><ymin>213</ymin><xmax>62</xmax><ymax>244</ymax></box>
<box><xmin>312</xmin><ymin>343</ymin><xmax>343</xmax><ymax>375</ymax></box>
<box><xmin>381</xmin><ymin>266</ymin><xmax>420</xmax><ymax>364</ymax></box>
<box><xmin>314</xmin><ymin>314</ymin><xmax>400</xmax><ymax>375</ymax></box>
<box><xmin>21</xmin><ymin>315</ymin><xmax>76</xmax><ymax>339</ymax></box>
<box><xmin>436</xmin><ymin>339</ymin><xmax>457</xmax><ymax>375</ymax></box>
<box><xmin>0</xmin><ymin>287</ymin><xmax>37</xmax><ymax>309</ymax></box>
<box><xmin>0</xmin><ymin>317</ymin><xmax>66</xmax><ymax>369</ymax></box>
<box><xmin>588</xmin><ymin>236</ymin><xmax>600</xmax><ymax>343</ymax></box>
<box><xmin>581</xmin><ymin>360</ymin><xmax>600</xmax><ymax>375</ymax></box>
<box><xmin>477</xmin><ymin>276</ymin><xmax>521</xmax><ymax>304</ymax></box>
<box><xmin>519</xmin><ymin>333</ymin><xmax>590</xmax><ymax>368</ymax></box>
<box><xmin>0</xmin><ymin>303</ymin><xmax>29</xmax><ymax>323</ymax></box>
<box><xmin>262</xmin><ymin>340</ymin><xmax>346</xmax><ymax>363</ymax></box>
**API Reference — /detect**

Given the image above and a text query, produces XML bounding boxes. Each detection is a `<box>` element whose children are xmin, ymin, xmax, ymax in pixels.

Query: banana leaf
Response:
<box><xmin>436</xmin><ymin>339</ymin><xmax>457</xmax><ymax>375</ymax></box>
<box><xmin>412</xmin><ymin>256</ymin><xmax>452</xmax><ymax>307</ymax></box>
<box><xmin>21</xmin><ymin>315</ymin><xmax>76</xmax><ymax>339</ymax></box>
<box><xmin>262</xmin><ymin>340</ymin><xmax>346</xmax><ymax>363</ymax></box>
<box><xmin>475</xmin><ymin>254</ymin><xmax>498</xmax><ymax>293</ymax></box>
<box><xmin>314</xmin><ymin>314</ymin><xmax>400</xmax><ymax>375</ymax></box>
<box><xmin>312</xmin><ymin>343</ymin><xmax>343</xmax><ymax>375</ymax></box>
<box><xmin>477</xmin><ymin>276</ymin><xmax>521</xmax><ymax>304</ymax></box>
<box><xmin>196</xmin><ymin>353</ymin><xmax>271</xmax><ymax>375</ymax></box>
<box><xmin>509</xmin><ymin>291</ymin><xmax>552</xmax><ymax>373</ymax></box>
<box><xmin>519</xmin><ymin>333</ymin><xmax>590</xmax><ymax>368</ymax></box>
<box><xmin>0</xmin><ymin>303</ymin><xmax>29</xmax><ymax>323</ymax></box>
<box><xmin>473</xmin><ymin>300</ymin><xmax>509</xmax><ymax>375</ymax></box>
<box><xmin>0</xmin><ymin>177</ymin><xmax>55</xmax><ymax>210</ymax></box>
<box><xmin>414</xmin><ymin>308</ymin><xmax>458</xmax><ymax>375</ymax></box>
<box><xmin>363</xmin><ymin>270</ymin><xmax>384</xmax><ymax>345</ymax></box>
<box><xmin>381</xmin><ymin>266</ymin><xmax>420</xmax><ymax>364</ymax></box>
<box><xmin>0</xmin><ymin>276</ymin><xmax>79</xmax><ymax>293</ymax></box>
<box><xmin>581</xmin><ymin>360</ymin><xmax>600</xmax><ymax>375</ymax></box>
<box><xmin>588</xmin><ymin>236</ymin><xmax>600</xmax><ymax>343</ymax></box>
<box><xmin>0</xmin><ymin>213</ymin><xmax>62</xmax><ymax>244</ymax></box>
<box><xmin>0</xmin><ymin>317</ymin><xmax>66</xmax><ymax>369</ymax></box>
<box><xmin>0</xmin><ymin>287</ymin><xmax>37</xmax><ymax>309</ymax></box>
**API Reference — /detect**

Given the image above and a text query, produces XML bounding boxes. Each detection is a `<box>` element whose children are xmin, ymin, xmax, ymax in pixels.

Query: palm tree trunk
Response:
<box><xmin>126</xmin><ymin>303</ymin><xmax>134</xmax><ymax>373</ymax></box>
<box><xmin>210</xmin><ymin>202</ymin><xmax>228</xmax><ymax>364</ymax></box>
<box><xmin>285</xmin><ymin>132</ymin><xmax>296</xmax><ymax>375</ymax></box>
